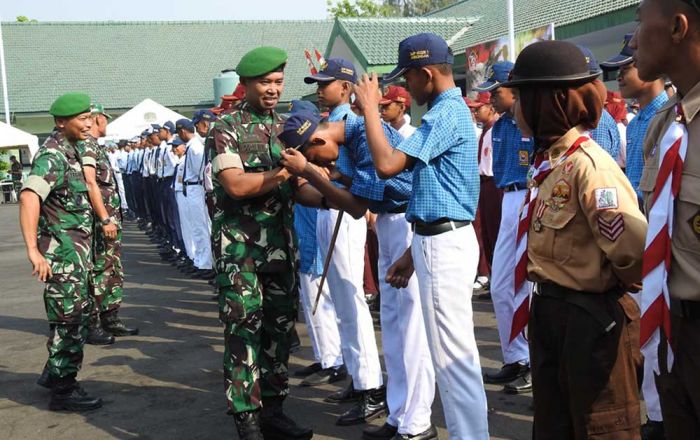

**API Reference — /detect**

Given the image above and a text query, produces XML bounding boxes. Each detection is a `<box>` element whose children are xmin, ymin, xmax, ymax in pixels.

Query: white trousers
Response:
<box><xmin>376</xmin><ymin>213</ymin><xmax>435</xmax><ymax>435</ymax></box>
<box><xmin>298</xmin><ymin>272</ymin><xmax>343</xmax><ymax>369</ymax></box>
<box><xmin>114</xmin><ymin>171</ymin><xmax>128</xmax><ymax>210</ymax></box>
<box><xmin>317</xmin><ymin>208</ymin><xmax>382</xmax><ymax>390</ymax></box>
<box><xmin>412</xmin><ymin>225</ymin><xmax>489</xmax><ymax>440</ymax></box>
<box><xmin>491</xmin><ymin>189</ymin><xmax>531</xmax><ymax>365</ymax></box>
<box><xmin>176</xmin><ymin>191</ymin><xmax>195</xmax><ymax>261</ymax></box>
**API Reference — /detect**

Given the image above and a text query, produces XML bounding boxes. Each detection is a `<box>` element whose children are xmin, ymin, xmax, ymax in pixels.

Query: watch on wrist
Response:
<box><xmin>101</xmin><ymin>217</ymin><xmax>112</xmax><ymax>226</ymax></box>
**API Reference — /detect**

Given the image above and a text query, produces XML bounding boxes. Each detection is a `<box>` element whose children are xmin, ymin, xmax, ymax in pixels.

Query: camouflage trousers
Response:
<box><xmin>221</xmin><ymin>269</ymin><xmax>297</xmax><ymax>413</ymax></box>
<box><xmin>90</xmin><ymin>226</ymin><xmax>123</xmax><ymax>316</ymax></box>
<box><xmin>44</xmin><ymin>271</ymin><xmax>90</xmax><ymax>380</ymax></box>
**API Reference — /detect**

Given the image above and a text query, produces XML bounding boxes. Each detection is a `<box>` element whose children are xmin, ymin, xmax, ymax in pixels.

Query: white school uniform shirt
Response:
<box><xmin>478</xmin><ymin>125</ymin><xmax>494</xmax><ymax>177</ymax></box>
<box><xmin>183</xmin><ymin>137</ymin><xmax>206</xmax><ymax>184</ymax></box>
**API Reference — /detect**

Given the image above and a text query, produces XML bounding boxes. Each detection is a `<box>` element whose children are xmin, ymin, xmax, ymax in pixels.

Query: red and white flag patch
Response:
<box><xmin>598</xmin><ymin>213</ymin><xmax>625</xmax><ymax>241</ymax></box>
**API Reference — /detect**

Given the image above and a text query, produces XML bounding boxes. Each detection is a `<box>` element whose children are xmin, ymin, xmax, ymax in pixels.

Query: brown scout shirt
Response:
<box><xmin>527</xmin><ymin>126</ymin><xmax>648</xmax><ymax>292</ymax></box>
<box><xmin>640</xmin><ymin>82</ymin><xmax>700</xmax><ymax>301</ymax></box>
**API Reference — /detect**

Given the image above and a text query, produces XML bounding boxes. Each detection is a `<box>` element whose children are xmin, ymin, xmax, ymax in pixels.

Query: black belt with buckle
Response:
<box><xmin>502</xmin><ymin>183</ymin><xmax>525</xmax><ymax>192</ymax></box>
<box><xmin>413</xmin><ymin>219</ymin><xmax>471</xmax><ymax>237</ymax></box>
<box><xmin>388</xmin><ymin>204</ymin><xmax>408</xmax><ymax>214</ymax></box>
<box><xmin>183</xmin><ymin>181</ymin><xmax>203</xmax><ymax>186</ymax></box>
<box><xmin>671</xmin><ymin>299</ymin><xmax>700</xmax><ymax>320</ymax></box>
<box><xmin>535</xmin><ymin>282</ymin><xmax>623</xmax><ymax>333</ymax></box>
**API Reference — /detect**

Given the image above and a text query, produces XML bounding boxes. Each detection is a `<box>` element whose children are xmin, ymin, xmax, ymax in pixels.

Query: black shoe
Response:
<box><xmin>336</xmin><ymin>386</ymin><xmax>388</xmax><ymax>426</ymax></box>
<box><xmin>641</xmin><ymin>418</ymin><xmax>665</xmax><ymax>440</ymax></box>
<box><xmin>233</xmin><ymin>410</ymin><xmax>264</xmax><ymax>440</ymax></box>
<box><xmin>390</xmin><ymin>425</ymin><xmax>438</xmax><ymax>440</ymax></box>
<box><xmin>37</xmin><ymin>364</ymin><xmax>54</xmax><ymax>389</ymax></box>
<box><xmin>301</xmin><ymin>365</ymin><xmax>348</xmax><ymax>387</ymax></box>
<box><xmin>363</xmin><ymin>422</ymin><xmax>398</xmax><ymax>440</ymax></box>
<box><xmin>101</xmin><ymin>311</ymin><xmax>139</xmax><ymax>336</ymax></box>
<box><xmin>260</xmin><ymin>398</ymin><xmax>313</xmax><ymax>440</ymax></box>
<box><xmin>293</xmin><ymin>362</ymin><xmax>322</xmax><ymax>378</ymax></box>
<box><xmin>49</xmin><ymin>383</ymin><xmax>103</xmax><ymax>412</ymax></box>
<box><xmin>325</xmin><ymin>380</ymin><xmax>361</xmax><ymax>403</ymax></box>
<box><xmin>503</xmin><ymin>371</ymin><xmax>532</xmax><ymax>394</ymax></box>
<box><xmin>483</xmin><ymin>362</ymin><xmax>529</xmax><ymax>384</ymax></box>
<box><xmin>86</xmin><ymin>318</ymin><xmax>115</xmax><ymax>345</ymax></box>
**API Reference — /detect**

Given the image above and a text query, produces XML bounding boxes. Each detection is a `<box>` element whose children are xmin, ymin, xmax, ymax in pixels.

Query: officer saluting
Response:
<box><xmin>19</xmin><ymin>93</ymin><xmax>103</xmax><ymax>411</ymax></box>
<box><xmin>501</xmin><ymin>40</ymin><xmax>647</xmax><ymax>438</ymax></box>
<box><xmin>206</xmin><ymin>47</ymin><xmax>311</xmax><ymax>440</ymax></box>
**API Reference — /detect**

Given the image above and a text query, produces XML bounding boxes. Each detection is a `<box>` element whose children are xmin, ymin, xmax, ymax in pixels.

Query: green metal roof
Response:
<box><xmin>325</xmin><ymin>17</ymin><xmax>478</xmax><ymax>71</ymax></box>
<box><xmin>0</xmin><ymin>20</ymin><xmax>334</xmax><ymax>114</ymax></box>
<box><xmin>428</xmin><ymin>0</ymin><xmax>640</xmax><ymax>52</ymax></box>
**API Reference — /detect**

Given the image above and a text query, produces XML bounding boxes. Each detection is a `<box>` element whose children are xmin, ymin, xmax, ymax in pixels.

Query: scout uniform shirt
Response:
<box><xmin>640</xmin><ymin>83</ymin><xmax>700</xmax><ymax>301</ymax></box>
<box><xmin>22</xmin><ymin>132</ymin><xmax>93</xmax><ymax>279</ymax></box>
<box><xmin>527</xmin><ymin>126</ymin><xmax>647</xmax><ymax>292</ymax></box>
<box><xmin>208</xmin><ymin>102</ymin><xmax>295</xmax><ymax>282</ymax></box>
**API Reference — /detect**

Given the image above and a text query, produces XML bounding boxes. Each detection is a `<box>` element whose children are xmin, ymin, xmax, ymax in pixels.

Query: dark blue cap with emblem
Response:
<box><xmin>175</xmin><ymin>118</ymin><xmax>194</xmax><ymax>132</ymax></box>
<box><xmin>162</xmin><ymin>121</ymin><xmax>176</xmax><ymax>134</ymax></box>
<box><xmin>384</xmin><ymin>33</ymin><xmax>454</xmax><ymax>82</ymax></box>
<box><xmin>192</xmin><ymin>109</ymin><xmax>216</xmax><ymax>124</ymax></box>
<box><xmin>600</xmin><ymin>34</ymin><xmax>634</xmax><ymax>70</ymax></box>
<box><xmin>150</xmin><ymin>124</ymin><xmax>162</xmax><ymax>132</ymax></box>
<box><xmin>304</xmin><ymin>58</ymin><xmax>357</xmax><ymax>84</ymax></box>
<box><xmin>475</xmin><ymin>61</ymin><xmax>514</xmax><ymax>92</ymax></box>
<box><xmin>289</xmin><ymin>100</ymin><xmax>320</xmax><ymax>117</ymax></box>
<box><xmin>169</xmin><ymin>137</ymin><xmax>186</xmax><ymax>147</ymax></box>
<box><xmin>278</xmin><ymin>111</ymin><xmax>321</xmax><ymax>150</ymax></box>
<box><xmin>576</xmin><ymin>45</ymin><xmax>602</xmax><ymax>76</ymax></box>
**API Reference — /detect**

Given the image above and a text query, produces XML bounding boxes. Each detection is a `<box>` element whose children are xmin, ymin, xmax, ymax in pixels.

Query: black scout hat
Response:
<box><xmin>501</xmin><ymin>40</ymin><xmax>600</xmax><ymax>88</ymax></box>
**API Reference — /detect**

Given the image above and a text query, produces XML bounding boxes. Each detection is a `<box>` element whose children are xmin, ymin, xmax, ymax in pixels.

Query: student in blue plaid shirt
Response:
<box><xmin>280</xmin><ymin>109</ymin><xmax>437</xmax><ymax>439</ymax></box>
<box><xmin>348</xmin><ymin>32</ymin><xmax>489</xmax><ymax>440</ymax></box>
<box><xmin>476</xmin><ymin>61</ymin><xmax>534</xmax><ymax>393</ymax></box>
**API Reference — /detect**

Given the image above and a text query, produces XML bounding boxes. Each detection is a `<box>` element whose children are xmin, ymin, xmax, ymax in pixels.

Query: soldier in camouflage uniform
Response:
<box><xmin>19</xmin><ymin>92</ymin><xmax>103</xmax><ymax>411</ymax></box>
<box><xmin>206</xmin><ymin>47</ymin><xmax>312</xmax><ymax>440</ymax></box>
<box><xmin>80</xmin><ymin>104</ymin><xmax>139</xmax><ymax>342</ymax></box>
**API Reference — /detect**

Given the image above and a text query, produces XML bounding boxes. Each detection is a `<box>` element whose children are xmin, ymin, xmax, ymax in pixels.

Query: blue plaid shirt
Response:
<box><xmin>590</xmin><ymin>109</ymin><xmax>621</xmax><ymax>161</ymax></box>
<box><xmin>329</xmin><ymin>104</ymin><xmax>356</xmax><ymax>182</ymax></box>
<box><xmin>341</xmin><ymin>116</ymin><xmax>412</xmax><ymax>213</ymax></box>
<box><xmin>293</xmin><ymin>206</ymin><xmax>323</xmax><ymax>276</ymax></box>
<box><xmin>491</xmin><ymin>113</ymin><xmax>534</xmax><ymax>189</ymax></box>
<box><xmin>396</xmin><ymin>87</ymin><xmax>479</xmax><ymax>223</ymax></box>
<box><xmin>626</xmin><ymin>92</ymin><xmax>668</xmax><ymax>198</ymax></box>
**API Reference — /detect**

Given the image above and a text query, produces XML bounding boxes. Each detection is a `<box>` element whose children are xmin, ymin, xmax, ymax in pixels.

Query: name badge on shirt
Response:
<box><xmin>518</xmin><ymin>150</ymin><xmax>529</xmax><ymax>166</ymax></box>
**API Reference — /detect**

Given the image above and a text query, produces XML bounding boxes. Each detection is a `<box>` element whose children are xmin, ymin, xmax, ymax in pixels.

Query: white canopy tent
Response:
<box><xmin>0</xmin><ymin>121</ymin><xmax>39</xmax><ymax>163</ymax></box>
<box><xmin>106</xmin><ymin>98</ymin><xmax>186</xmax><ymax>141</ymax></box>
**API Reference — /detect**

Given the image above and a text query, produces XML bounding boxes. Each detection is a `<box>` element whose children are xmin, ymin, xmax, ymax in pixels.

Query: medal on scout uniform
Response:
<box><xmin>545</xmin><ymin>179</ymin><xmax>571</xmax><ymax>212</ymax></box>
<box><xmin>533</xmin><ymin>200</ymin><xmax>546</xmax><ymax>232</ymax></box>
<box><xmin>690</xmin><ymin>210</ymin><xmax>700</xmax><ymax>240</ymax></box>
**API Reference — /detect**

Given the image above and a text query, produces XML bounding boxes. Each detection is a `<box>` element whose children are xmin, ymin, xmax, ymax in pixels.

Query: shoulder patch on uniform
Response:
<box><xmin>598</xmin><ymin>214</ymin><xmax>624</xmax><ymax>242</ymax></box>
<box><xmin>562</xmin><ymin>161</ymin><xmax>575</xmax><ymax>176</ymax></box>
<box><xmin>595</xmin><ymin>188</ymin><xmax>619</xmax><ymax>210</ymax></box>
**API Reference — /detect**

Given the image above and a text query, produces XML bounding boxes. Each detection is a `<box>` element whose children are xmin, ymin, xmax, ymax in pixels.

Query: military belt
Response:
<box><xmin>412</xmin><ymin>219</ymin><xmax>470</xmax><ymax>236</ymax></box>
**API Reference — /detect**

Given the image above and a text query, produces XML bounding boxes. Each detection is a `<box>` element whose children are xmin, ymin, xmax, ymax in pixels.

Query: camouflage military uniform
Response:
<box><xmin>208</xmin><ymin>102</ymin><xmax>297</xmax><ymax>413</ymax></box>
<box><xmin>79</xmin><ymin>138</ymin><xmax>124</xmax><ymax>315</ymax></box>
<box><xmin>22</xmin><ymin>131</ymin><xmax>93</xmax><ymax>380</ymax></box>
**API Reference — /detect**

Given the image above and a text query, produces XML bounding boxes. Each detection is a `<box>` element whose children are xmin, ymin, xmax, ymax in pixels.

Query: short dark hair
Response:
<box><xmin>433</xmin><ymin>63</ymin><xmax>453</xmax><ymax>75</ymax></box>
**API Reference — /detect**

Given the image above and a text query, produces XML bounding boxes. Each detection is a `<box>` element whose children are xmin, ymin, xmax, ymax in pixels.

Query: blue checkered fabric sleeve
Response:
<box><xmin>396</xmin><ymin>87</ymin><xmax>479</xmax><ymax>223</ymax></box>
<box><xmin>626</xmin><ymin>92</ymin><xmax>668</xmax><ymax>199</ymax></box>
<box><xmin>491</xmin><ymin>114</ymin><xmax>533</xmax><ymax>189</ymax></box>
<box><xmin>590</xmin><ymin>110</ymin><xmax>621</xmax><ymax>161</ymax></box>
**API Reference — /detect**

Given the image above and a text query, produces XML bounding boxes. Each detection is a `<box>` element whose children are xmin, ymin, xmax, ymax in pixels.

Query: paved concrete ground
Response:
<box><xmin>0</xmin><ymin>203</ymin><xmax>534</xmax><ymax>439</ymax></box>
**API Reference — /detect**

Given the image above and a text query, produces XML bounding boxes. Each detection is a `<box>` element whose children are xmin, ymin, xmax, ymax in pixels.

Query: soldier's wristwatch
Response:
<box><xmin>101</xmin><ymin>217</ymin><xmax>112</xmax><ymax>226</ymax></box>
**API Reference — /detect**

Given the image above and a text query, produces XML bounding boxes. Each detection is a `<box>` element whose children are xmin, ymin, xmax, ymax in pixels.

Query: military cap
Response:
<box><xmin>192</xmin><ymin>109</ymin><xmax>217</xmax><ymax>124</ymax></box>
<box><xmin>475</xmin><ymin>61</ymin><xmax>514</xmax><ymax>92</ymax></box>
<box><xmin>91</xmin><ymin>103</ymin><xmax>113</xmax><ymax>120</ymax></box>
<box><xmin>49</xmin><ymin>92</ymin><xmax>92</xmax><ymax>117</ymax></box>
<box><xmin>162</xmin><ymin>121</ymin><xmax>176</xmax><ymax>134</ymax></box>
<box><xmin>304</xmin><ymin>58</ymin><xmax>357</xmax><ymax>84</ymax></box>
<box><xmin>278</xmin><ymin>110</ymin><xmax>321</xmax><ymax>150</ymax></box>
<box><xmin>169</xmin><ymin>137</ymin><xmax>186</xmax><ymax>147</ymax></box>
<box><xmin>289</xmin><ymin>100</ymin><xmax>320</xmax><ymax>117</ymax></box>
<box><xmin>175</xmin><ymin>118</ymin><xmax>195</xmax><ymax>132</ymax></box>
<box><xmin>236</xmin><ymin>46</ymin><xmax>288</xmax><ymax>78</ymax></box>
<box><xmin>600</xmin><ymin>34</ymin><xmax>634</xmax><ymax>71</ymax></box>
<box><xmin>151</xmin><ymin>124</ymin><xmax>162</xmax><ymax>132</ymax></box>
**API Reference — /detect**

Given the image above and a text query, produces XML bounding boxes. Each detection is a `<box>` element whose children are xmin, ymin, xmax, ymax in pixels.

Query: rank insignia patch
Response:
<box><xmin>595</xmin><ymin>188</ymin><xmax>619</xmax><ymax>210</ymax></box>
<box><xmin>598</xmin><ymin>214</ymin><xmax>625</xmax><ymax>242</ymax></box>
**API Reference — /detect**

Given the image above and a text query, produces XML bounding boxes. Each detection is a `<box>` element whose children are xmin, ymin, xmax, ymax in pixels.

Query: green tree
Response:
<box><xmin>328</xmin><ymin>0</ymin><xmax>457</xmax><ymax>18</ymax></box>
<box><xmin>16</xmin><ymin>16</ymin><xmax>38</xmax><ymax>23</ymax></box>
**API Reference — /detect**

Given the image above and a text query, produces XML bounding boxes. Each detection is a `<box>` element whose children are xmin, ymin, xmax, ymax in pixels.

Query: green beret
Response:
<box><xmin>49</xmin><ymin>92</ymin><xmax>92</xmax><ymax>117</ymax></box>
<box><xmin>236</xmin><ymin>47</ymin><xmax>288</xmax><ymax>78</ymax></box>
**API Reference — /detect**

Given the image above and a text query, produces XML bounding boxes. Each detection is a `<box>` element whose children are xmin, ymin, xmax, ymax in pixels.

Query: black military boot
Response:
<box><xmin>260</xmin><ymin>397</ymin><xmax>313</xmax><ymax>440</ymax></box>
<box><xmin>325</xmin><ymin>379</ymin><xmax>361</xmax><ymax>403</ymax></box>
<box><xmin>86</xmin><ymin>314</ymin><xmax>115</xmax><ymax>345</ymax></box>
<box><xmin>101</xmin><ymin>310</ymin><xmax>139</xmax><ymax>336</ymax></box>
<box><xmin>336</xmin><ymin>386</ymin><xmax>388</xmax><ymax>426</ymax></box>
<box><xmin>49</xmin><ymin>380</ymin><xmax>102</xmax><ymax>412</ymax></box>
<box><xmin>233</xmin><ymin>410</ymin><xmax>264</xmax><ymax>440</ymax></box>
<box><xmin>37</xmin><ymin>363</ymin><xmax>54</xmax><ymax>389</ymax></box>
